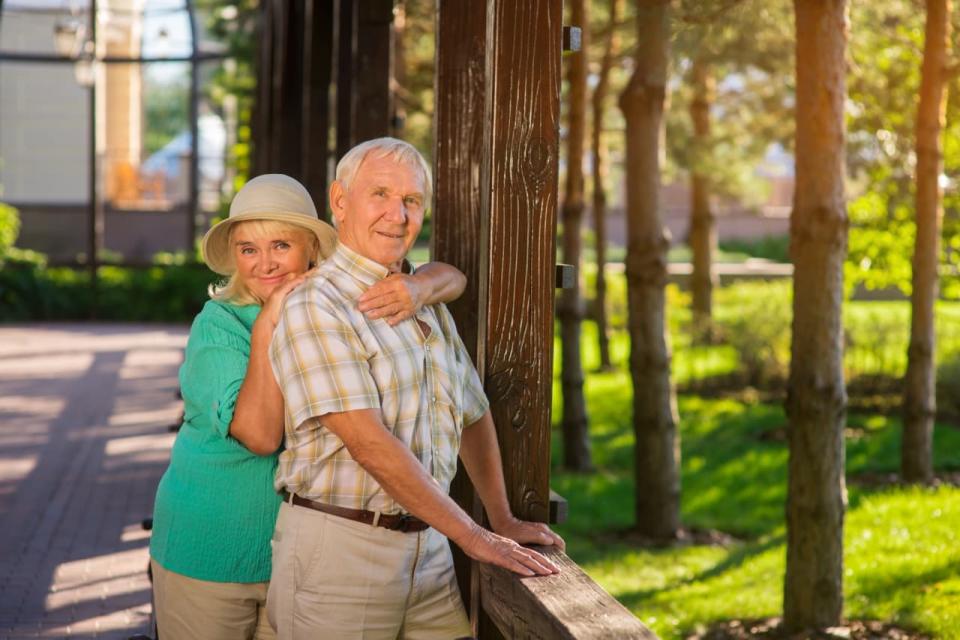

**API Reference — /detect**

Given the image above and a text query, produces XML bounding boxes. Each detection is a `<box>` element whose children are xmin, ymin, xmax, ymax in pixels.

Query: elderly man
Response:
<box><xmin>267</xmin><ymin>137</ymin><xmax>563</xmax><ymax>639</ymax></box>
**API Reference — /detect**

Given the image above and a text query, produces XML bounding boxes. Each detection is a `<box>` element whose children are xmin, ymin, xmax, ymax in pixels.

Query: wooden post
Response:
<box><xmin>272</xmin><ymin>0</ymin><xmax>306</xmax><ymax>177</ymax></box>
<box><xmin>302</xmin><ymin>0</ymin><xmax>335</xmax><ymax>216</ymax></box>
<box><xmin>479</xmin><ymin>0</ymin><xmax>562</xmax><ymax>527</ymax></box>
<box><xmin>354</xmin><ymin>0</ymin><xmax>394</xmax><ymax>143</ymax></box>
<box><xmin>435</xmin><ymin>1</ymin><xmax>562</xmax><ymax>636</ymax></box>
<box><xmin>434</xmin><ymin>0</ymin><xmax>488</xmax><ymax>624</ymax></box>
<box><xmin>335</xmin><ymin>0</ymin><xmax>357</xmax><ymax>159</ymax></box>
<box><xmin>253</xmin><ymin>0</ymin><xmax>334</xmax><ymax>202</ymax></box>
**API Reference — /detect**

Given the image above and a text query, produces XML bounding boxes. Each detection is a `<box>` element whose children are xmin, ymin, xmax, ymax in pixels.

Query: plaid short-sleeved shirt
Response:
<box><xmin>270</xmin><ymin>243</ymin><xmax>489</xmax><ymax>515</ymax></box>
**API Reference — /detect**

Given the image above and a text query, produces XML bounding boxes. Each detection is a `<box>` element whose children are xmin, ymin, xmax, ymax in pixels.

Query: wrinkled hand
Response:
<box><xmin>260</xmin><ymin>270</ymin><xmax>314</xmax><ymax>326</ymax></box>
<box><xmin>493</xmin><ymin>515</ymin><xmax>566</xmax><ymax>551</ymax></box>
<box><xmin>458</xmin><ymin>525</ymin><xmax>560</xmax><ymax>577</ymax></box>
<box><xmin>357</xmin><ymin>274</ymin><xmax>425</xmax><ymax>325</ymax></box>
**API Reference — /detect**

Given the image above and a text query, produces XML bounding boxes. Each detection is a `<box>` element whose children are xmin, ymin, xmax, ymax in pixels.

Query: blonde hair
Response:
<box><xmin>209</xmin><ymin>219</ymin><xmax>319</xmax><ymax>306</ymax></box>
<box><xmin>335</xmin><ymin>137</ymin><xmax>433</xmax><ymax>211</ymax></box>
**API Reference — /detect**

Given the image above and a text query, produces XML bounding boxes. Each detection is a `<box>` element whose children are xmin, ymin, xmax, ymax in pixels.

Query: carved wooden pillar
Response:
<box><xmin>435</xmin><ymin>1</ymin><xmax>563</xmax><ymax>637</ymax></box>
<box><xmin>433</xmin><ymin>0</ymin><xmax>488</xmax><ymax>622</ymax></box>
<box><xmin>480</xmin><ymin>0</ymin><xmax>562</xmax><ymax>528</ymax></box>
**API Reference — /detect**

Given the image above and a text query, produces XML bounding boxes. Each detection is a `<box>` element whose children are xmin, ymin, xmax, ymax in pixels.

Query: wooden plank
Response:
<box><xmin>251</xmin><ymin>0</ymin><xmax>276</xmax><ymax>175</ymax></box>
<box><xmin>434</xmin><ymin>0</ymin><xmax>489</xmax><ymax>625</ymax></box>
<box><xmin>354</xmin><ymin>0</ymin><xmax>394</xmax><ymax>142</ymax></box>
<box><xmin>273</xmin><ymin>0</ymin><xmax>306</xmax><ymax>177</ymax></box>
<box><xmin>302</xmin><ymin>0</ymin><xmax>334</xmax><ymax>216</ymax></box>
<box><xmin>335</xmin><ymin>0</ymin><xmax>357</xmax><ymax>158</ymax></box>
<box><xmin>480</xmin><ymin>0</ymin><xmax>562</xmax><ymax>526</ymax></box>
<box><xmin>478</xmin><ymin>547</ymin><xmax>657</xmax><ymax>639</ymax></box>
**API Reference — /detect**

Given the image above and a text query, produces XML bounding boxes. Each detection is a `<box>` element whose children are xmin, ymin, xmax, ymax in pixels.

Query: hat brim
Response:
<box><xmin>201</xmin><ymin>210</ymin><xmax>338</xmax><ymax>276</ymax></box>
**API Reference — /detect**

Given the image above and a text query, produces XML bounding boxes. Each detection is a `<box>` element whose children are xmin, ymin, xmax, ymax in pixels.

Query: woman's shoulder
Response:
<box><xmin>190</xmin><ymin>300</ymin><xmax>258</xmax><ymax>342</ymax></box>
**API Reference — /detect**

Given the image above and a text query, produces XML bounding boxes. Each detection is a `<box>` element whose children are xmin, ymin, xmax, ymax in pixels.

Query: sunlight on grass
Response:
<box><xmin>551</xmin><ymin>337</ymin><xmax>960</xmax><ymax>639</ymax></box>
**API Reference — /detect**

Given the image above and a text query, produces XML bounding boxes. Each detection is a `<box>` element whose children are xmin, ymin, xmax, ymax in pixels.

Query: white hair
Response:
<box><xmin>335</xmin><ymin>137</ymin><xmax>433</xmax><ymax>210</ymax></box>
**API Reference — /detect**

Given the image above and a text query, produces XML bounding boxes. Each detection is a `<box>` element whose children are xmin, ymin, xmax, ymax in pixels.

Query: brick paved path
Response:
<box><xmin>0</xmin><ymin>325</ymin><xmax>188</xmax><ymax>640</ymax></box>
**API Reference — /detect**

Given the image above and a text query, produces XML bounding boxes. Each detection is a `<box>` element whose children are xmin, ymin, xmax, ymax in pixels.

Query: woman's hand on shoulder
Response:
<box><xmin>357</xmin><ymin>274</ymin><xmax>425</xmax><ymax>326</ymax></box>
<box><xmin>260</xmin><ymin>269</ymin><xmax>315</xmax><ymax>327</ymax></box>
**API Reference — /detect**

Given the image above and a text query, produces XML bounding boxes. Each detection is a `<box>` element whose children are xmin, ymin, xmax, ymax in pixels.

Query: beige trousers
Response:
<box><xmin>151</xmin><ymin>559</ymin><xmax>276</xmax><ymax>640</ymax></box>
<box><xmin>267</xmin><ymin>501</ymin><xmax>472</xmax><ymax>640</ymax></box>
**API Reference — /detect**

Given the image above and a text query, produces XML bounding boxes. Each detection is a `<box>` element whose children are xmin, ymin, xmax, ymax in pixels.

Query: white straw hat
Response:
<box><xmin>201</xmin><ymin>174</ymin><xmax>338</xmax><ymax>275</ymax></box>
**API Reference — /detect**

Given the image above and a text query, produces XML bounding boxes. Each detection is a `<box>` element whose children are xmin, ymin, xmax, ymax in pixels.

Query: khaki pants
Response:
<box><xmin>151</xmin><ymin>559</ymin><xmax>276</xmax><ymax>640</ymax></box>
<box><xmin>267</xmin><ymin>501</ymin><xmax>471</xmax><ymax>640</ymax></box>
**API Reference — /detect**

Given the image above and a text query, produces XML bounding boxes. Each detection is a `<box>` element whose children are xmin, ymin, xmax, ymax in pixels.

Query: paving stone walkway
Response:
<box><xmin>0</xmin><ymin>324</ymin><xmax>188</xmax><ymax>639</ymax></box>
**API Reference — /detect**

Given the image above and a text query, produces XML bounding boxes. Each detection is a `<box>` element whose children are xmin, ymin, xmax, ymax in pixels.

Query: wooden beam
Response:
<box><xmin>302</xmin><ymin>0</ymin><xmax>335</xmax><ymax>217</ymax></box>
<box><xmin>478</xmin><ymin>548</ymin><xmax>657</xmax><ymax>639</ymax></box>
<box><xmin>251</xmin><ymin>0</ymin><xmax>276</xmax><ymax>175</ymax></box>
<box><xmin>335</xmin><ymin>0</ymin><xmax>357</xmax><ymax>158</ymax></box>
<box><xmin>354</xmin><ymin>0</ymin><xmax>394</xmax><ymax>142</ymax></box>
<box><xmin>480</xmin><ymin>0</ymin><xmax>562</xmax><ymax>526</ymax></box>
<box><xmin>272</xmin><ymin>0</ymin><xmax>306</xmax><ymax>177</ymax></box>
<box><xmin>434</xmin><ymin>0</ymin><xmax>489</xmax><ymax>625</ymax></box>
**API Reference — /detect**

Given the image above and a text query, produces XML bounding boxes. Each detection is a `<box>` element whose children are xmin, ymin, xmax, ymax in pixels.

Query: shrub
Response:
<box><xmin>937</xmin><ymin>351</ymin><xmax>960</xmax><ymax>422</ymax></box>
<box><xmin>719</xmin><ymin>234</ymin><xmax>790</xmax><ymax>263</ymax></box>
<box><xmin>715</xmin><ymin>280</ymin><xmax>792</xmax><ymax>385</ymax></box>
<box><xmin>0</xmin><ymin>202</ymin><xmax>20</xmax><ymax>257</ymax></box>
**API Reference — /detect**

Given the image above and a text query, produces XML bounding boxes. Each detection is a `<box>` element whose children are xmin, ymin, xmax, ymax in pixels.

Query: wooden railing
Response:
<box><xmin>479</xmin><ymin>547</ymin><xmax>658</xmax><ymax>639</ymax></box>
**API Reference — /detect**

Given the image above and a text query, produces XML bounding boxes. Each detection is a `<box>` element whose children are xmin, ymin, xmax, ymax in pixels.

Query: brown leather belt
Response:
<box><xmin>281</xmin><ymin>491</ymin><xmax>429</xmax><ymax>533</ymax></box>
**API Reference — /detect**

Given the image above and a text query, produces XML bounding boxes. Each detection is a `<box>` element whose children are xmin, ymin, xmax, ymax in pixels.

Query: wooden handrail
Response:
<box><xmin>478</xmin><ymin>547</ymin><xmax>658</xmax><ymax>639</ymax></box>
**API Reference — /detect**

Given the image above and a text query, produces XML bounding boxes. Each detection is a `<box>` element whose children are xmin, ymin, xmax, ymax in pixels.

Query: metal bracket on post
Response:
<box><xmin>555</xmin><ymin>263</ymin><xmax>576</xmax><ymax>289</ymax></box>
<box><xmin>562</xmin><ymin>26</ymin><xmax>581</xmax><ymax>52</ymax></box>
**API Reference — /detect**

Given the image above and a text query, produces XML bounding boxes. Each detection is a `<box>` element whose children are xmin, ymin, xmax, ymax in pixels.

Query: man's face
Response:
<box><xmin>329</xmin><ymin>153</ymin><xmax>426</xmax><ymax>270</ymax></box>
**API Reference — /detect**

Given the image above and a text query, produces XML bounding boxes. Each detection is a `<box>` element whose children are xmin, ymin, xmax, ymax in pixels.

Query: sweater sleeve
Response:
<box><xmin>180</xmin><ymin>304</ymin><xmax>254</xmax><ymax>439</ymax></box>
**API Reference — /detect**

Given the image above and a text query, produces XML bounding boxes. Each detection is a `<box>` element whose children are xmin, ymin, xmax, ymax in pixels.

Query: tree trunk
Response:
<box><xmin>903</xmin><ymin>0</ymin><xmax>951</xmax><ymax>485</ymax></box>
<box><xmin>559</xmin><ymin>0</ymin><xmax>593</xmax><ymax>472</ymax></box>
<box><xmin>783</xmin><ymin>0</ymin><xmax>849</xmax><ymax>631</ymax></box>
<box><xmin>688</xmin><ymin>56</ymin><xmax>717</xmax><ymax>339</ymax></box>
<box><xmin>591</xmin><ymin>0</ymin><xmax>623</xmax><ymax>372</ymax></box>
<box><xmin>619</xmin><ymin>0</ymin><xmax>680</xmax><ymax>540</ymax></box>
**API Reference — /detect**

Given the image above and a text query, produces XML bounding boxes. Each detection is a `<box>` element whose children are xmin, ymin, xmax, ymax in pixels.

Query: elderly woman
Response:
<box><xmin>149</xmin><ymin>174</ymin><xmax>466</xmax><ymax>640</ymax></box>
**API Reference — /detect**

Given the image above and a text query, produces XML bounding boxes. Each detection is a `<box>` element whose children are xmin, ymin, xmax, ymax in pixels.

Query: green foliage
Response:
<box><xmin>665</xmin><ymin>0</ymin><xmax>794</xmax><ymax>202</ymax></box>
<box><xmin>196</xmin><ymin>0</ymin><xmax>259</xmax><ymax>188</ymax></box>
<box><xmin>845</xmin><ymin>0</ymin><xmax>960</xmax><ymax>297</ymax></box>
<box><xmin>551</xmin><ymin>347</ymin><xmax>960</xmax><ymax>638</ymax></box>
<box><xmin>0</xmin><ymin>260</ymin><xmax>216</xmax><ymax>323</ymax></box>
<box><xmin>144</xmin><ymin>71</ymin><xmax>189</xmax><ymax>155</ymax></box>
<box><xmin>937</xmin><ymin>351</ymin><xmax>960</xmax><ymax>422</ymax></box>
<box><xmin>718</xmin><ymin>234</ymin><xmax>790</xmax><ymax>263</ymax></box>
<box><xmin>714</xmin><ymin>281</ymin><xmax>792</xmax><ymax>384</ymax></box>
<box><xmin>0</xmin><ymin>202</ymin><xmax>20</xmax><ymax>256</ymax></box>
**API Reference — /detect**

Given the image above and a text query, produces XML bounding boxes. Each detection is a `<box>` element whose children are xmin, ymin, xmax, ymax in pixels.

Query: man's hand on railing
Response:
<box><xmin>459</xmin><ymin>524</ymin><xmax>560</xmax><ymax>577</ymax></box>
<box><xmin>491</xmin><ymin>514</ymin><xmax>566</xmax><ymax>551</ymax></box>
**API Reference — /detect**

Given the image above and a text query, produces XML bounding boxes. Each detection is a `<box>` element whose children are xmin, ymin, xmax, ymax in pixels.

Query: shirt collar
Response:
<box><xmin>331</xmin><ymin>242</ymin><xmax>393</xmax><ymax>288</ymax></box>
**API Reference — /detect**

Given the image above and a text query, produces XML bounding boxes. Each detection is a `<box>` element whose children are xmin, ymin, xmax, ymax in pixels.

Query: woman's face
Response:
<box><xmin>231</xmin><ymin>222</ymin><xmax>313</xmax><ymax>302</ymax></box>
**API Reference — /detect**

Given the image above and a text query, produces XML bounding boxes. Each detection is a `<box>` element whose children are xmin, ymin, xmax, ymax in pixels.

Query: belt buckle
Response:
<box><xmin>393</xmin><ymin>513</ymin><xmax>413</xmax><ymax>532</ymax></box>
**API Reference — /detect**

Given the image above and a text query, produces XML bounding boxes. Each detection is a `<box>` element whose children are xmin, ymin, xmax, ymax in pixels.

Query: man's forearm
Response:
<box><xmin>321</xmin><ymin>409</ymin><xmax>480</xmax><ymax>544</ymax></box>
<box><xmin>414</xmin><ymin>262</ymin><xmax>467</xmax><ymax>304</ymax></box>
<box><xmin>458</xmin><ymin>410</ymin><xmax>514</xmax><ymax>529</ymax></box>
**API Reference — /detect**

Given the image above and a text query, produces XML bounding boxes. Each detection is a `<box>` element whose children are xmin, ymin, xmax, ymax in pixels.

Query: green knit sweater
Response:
<box><xmin>150</xmin><ymin>300</ymin><xmax>281</xmax><ymax>583</ymax></box>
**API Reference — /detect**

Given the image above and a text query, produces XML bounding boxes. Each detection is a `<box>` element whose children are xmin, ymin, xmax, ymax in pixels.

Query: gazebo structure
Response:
<box><xmin>0</xmin><ymin>0</ymin><xmax>228</xmax><ymax>278</ymax></box>
<box><xmin>254</xmin><ymin>1</ymin><xmax>654</xmax><ymax>637</ymax></box>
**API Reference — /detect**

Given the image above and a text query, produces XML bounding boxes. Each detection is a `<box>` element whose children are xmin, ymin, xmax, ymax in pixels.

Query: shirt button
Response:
<box><xmin>425</xmin><ymin>345</ymin><xmax>431</xmax><ymax>352</ymax></box>
<box><xmin>432</xmin><ymin>396</ymin><xmax>437</xmax><ymax>403</ymax></box>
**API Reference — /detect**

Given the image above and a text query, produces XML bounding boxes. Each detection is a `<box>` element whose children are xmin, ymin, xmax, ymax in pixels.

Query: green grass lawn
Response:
<box><xmin>551</xmin><ymin>320</ymin><xmax>960</xmax><ymax>639</ymax></box>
